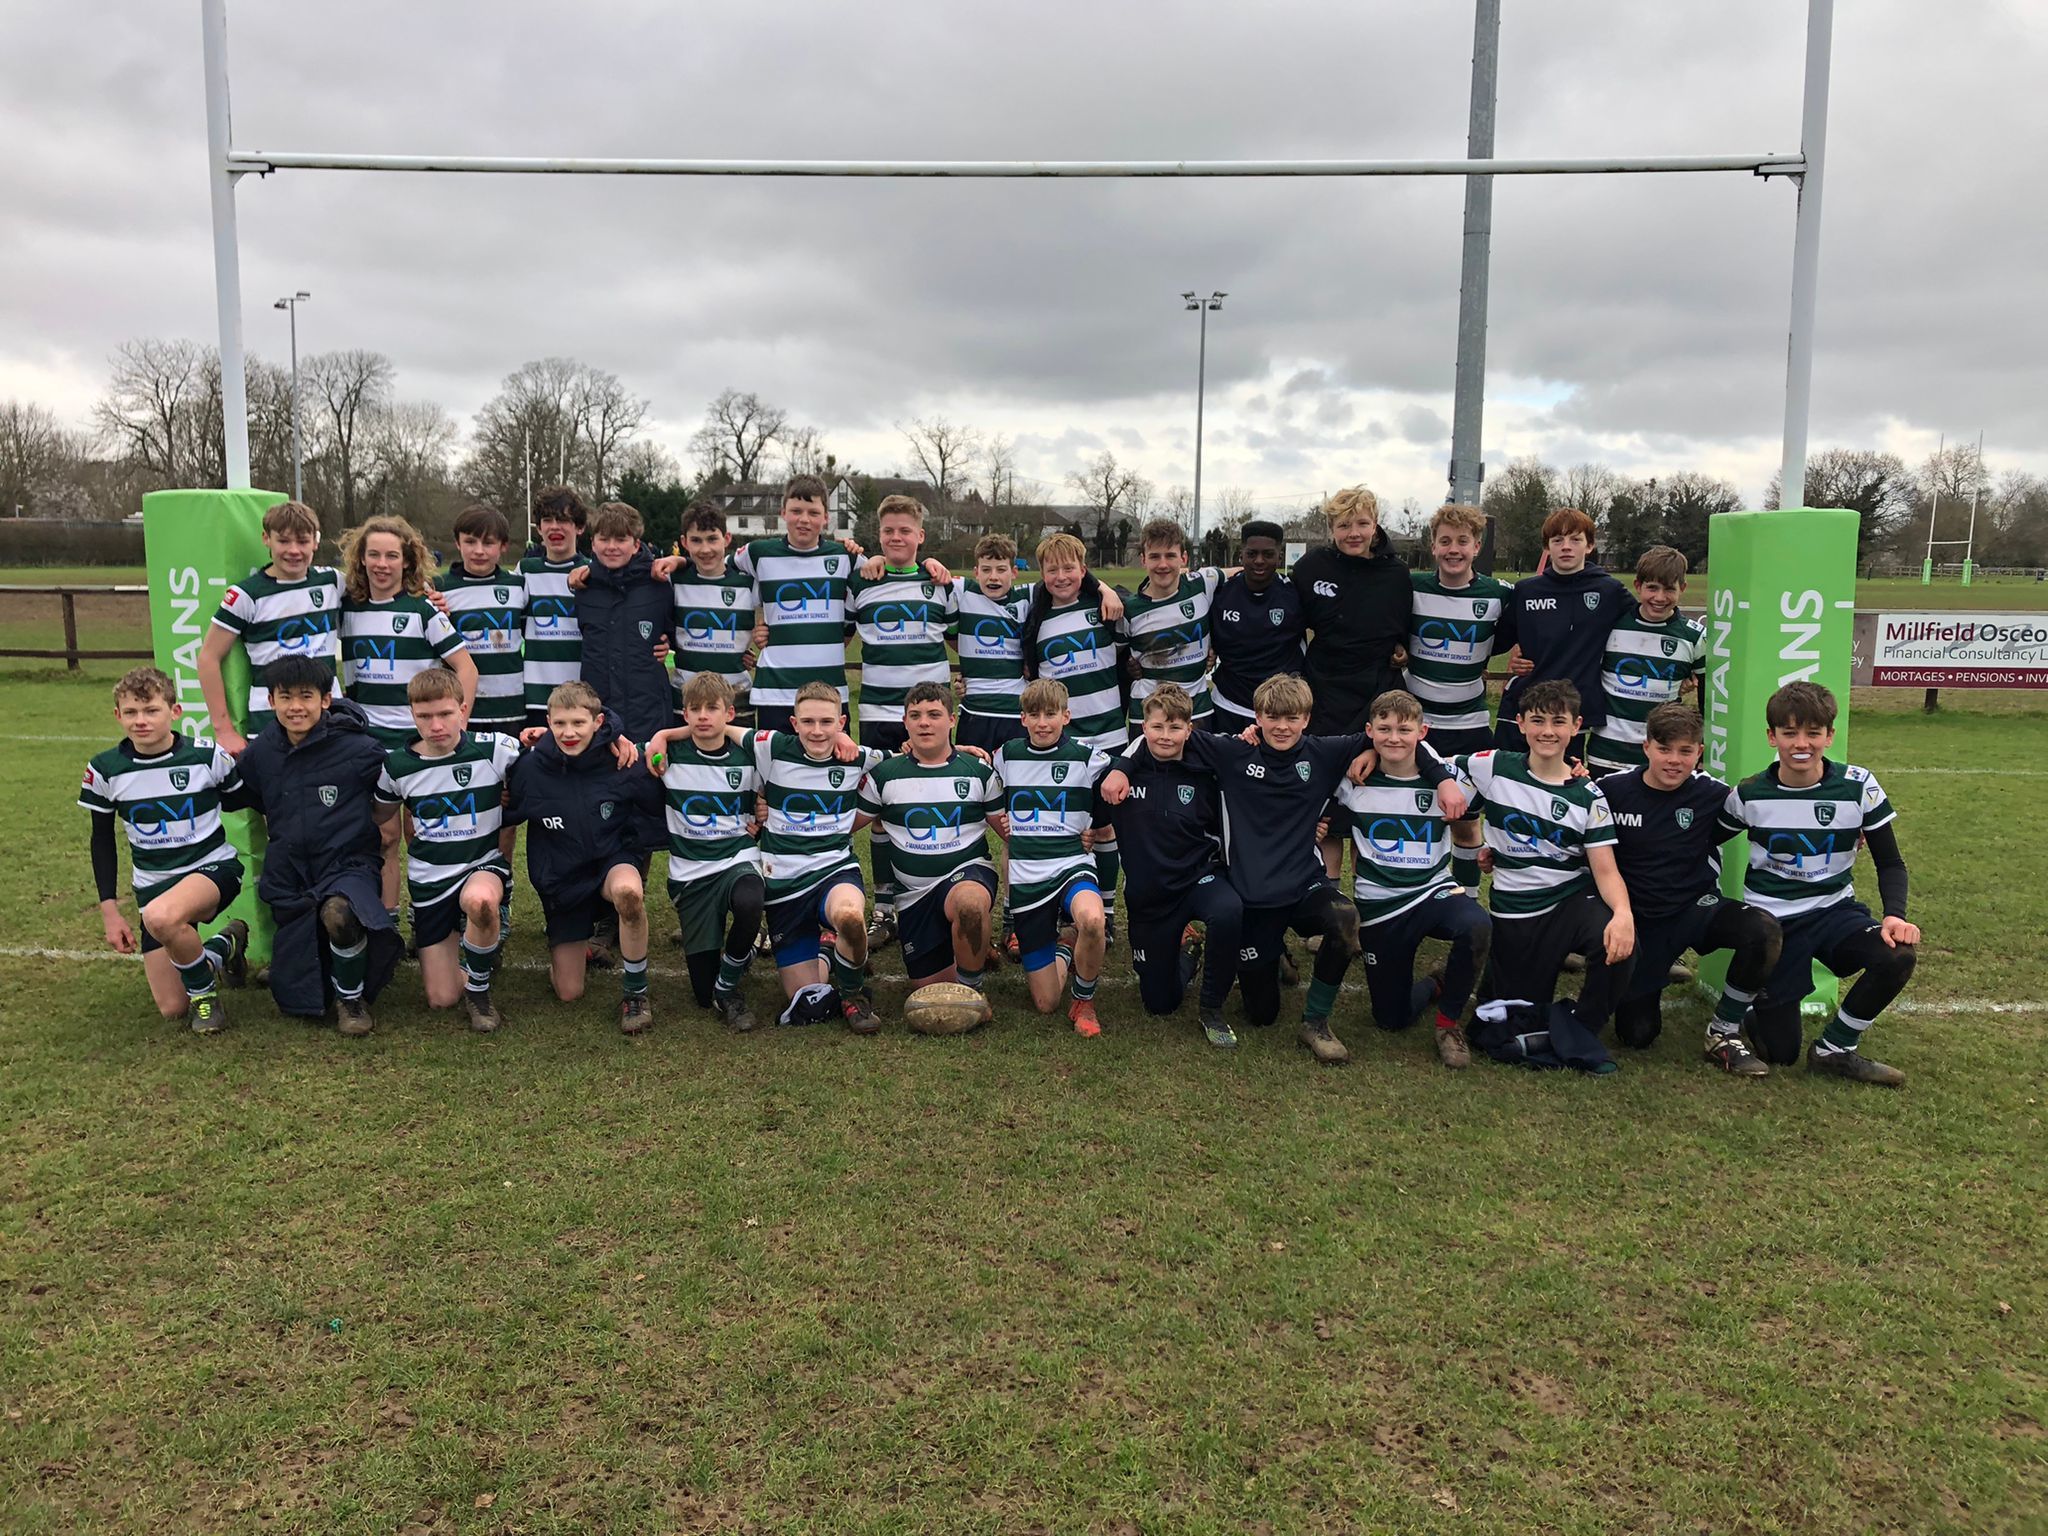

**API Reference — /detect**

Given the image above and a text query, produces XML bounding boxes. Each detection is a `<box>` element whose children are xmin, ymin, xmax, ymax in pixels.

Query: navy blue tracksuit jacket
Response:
<box><xmin>228</xmin><ymin>698</ymin><xmax>400</xmax><ymax>1017</ymax></box>
<box><xmin>1496</xmin><ymin>564</ymin><xmax>1631</xmax><ymax>729</ymax></box>
<box><xmin>575</xmin><ymin>544</ymin><xmax>676</xmax><ymax>745</ymax></box>
<box><xmin>505</xmin><ymin>711</ymin><xmax>663</xmax><ymax>903</ymax></box>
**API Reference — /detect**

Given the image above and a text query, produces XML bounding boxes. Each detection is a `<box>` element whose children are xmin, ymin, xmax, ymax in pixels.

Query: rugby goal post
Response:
<box><xmin>176</xmin><ymin>0</ymin><xmax>1854</xmax><ymax>1006</ymax></box>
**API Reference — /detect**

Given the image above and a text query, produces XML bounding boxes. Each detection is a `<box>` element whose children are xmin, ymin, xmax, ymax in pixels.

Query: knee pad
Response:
<box><xmin>319</xmin><ymin>896</ymin><xmax>364</xmax><ymax>945</ymax></box>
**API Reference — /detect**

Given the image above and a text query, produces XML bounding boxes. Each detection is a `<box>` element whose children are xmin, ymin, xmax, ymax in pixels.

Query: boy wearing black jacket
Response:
<box><xmin>1096</xmin><ymin>684</ymin><xmax>1244</xmax><ymax>1049</ymax></box>
<box><xmin>1291</xmin><ymin>487</ymin><xmax>1414</xmax><ymax>735</ymax></box>
<box><xmin>1101</xmin><ymin>673</ymin><xmax>1466</xmax><ymax>1065</ymax></box>
<box><xmin>573</xmin><ymin>501</ymin><xmax>677</xmax><ymax>750</ymax></box>
<box><xmin>1495</xmin><ymin>507</ymin><xmax>1630</xmax><ymax>753</ymax></box>
<box><xmin>229</xmin><ymin>658</ymin><xmax>400</xmax><ymax>1033</ymax></box>
<box><xmin>506</xmin><ymin>682</ymin><xmax>661</xmax><ymax>1033</ymax></box>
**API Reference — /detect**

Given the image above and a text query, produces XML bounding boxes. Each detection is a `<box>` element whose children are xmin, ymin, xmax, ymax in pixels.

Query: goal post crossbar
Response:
<box><xmin>225</xmin><ymin>150</ymin><xmax>1805</xmax><ymax>180</ymax></box>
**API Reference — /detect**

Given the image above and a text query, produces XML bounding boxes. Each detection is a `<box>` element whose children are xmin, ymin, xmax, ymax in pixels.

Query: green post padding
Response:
<box><xmin>143</xmin><ymin>487</ymin><xmax>287</xmax><ymax>963</ymax></box>
<box><xmin>1701</xmin><ymin>507</ymin><xmax>1859</xmax><ymax>1015</ymax></box>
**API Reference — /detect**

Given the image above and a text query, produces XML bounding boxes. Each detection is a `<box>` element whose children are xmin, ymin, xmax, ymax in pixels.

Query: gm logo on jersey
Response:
<box><xmin>770</xmin><ymin>579</ymin><xmax>837</xmax><ymax>615</ymax></box>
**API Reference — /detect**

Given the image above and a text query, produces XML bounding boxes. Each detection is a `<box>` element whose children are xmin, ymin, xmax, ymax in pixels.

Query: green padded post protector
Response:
<box><xmin>1701</xmin><ymin>506</ymin><xmax>1859</xmax><ymax>1015</ymax></box>
<box><xmin>143</xmin><ymin>487</ymin><xmax>287</xmax><ymax>964</ymax></box>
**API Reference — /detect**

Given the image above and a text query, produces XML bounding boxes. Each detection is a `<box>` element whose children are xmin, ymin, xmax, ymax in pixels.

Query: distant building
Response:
<box><xmin>706</xmin><ymin>481</ymin><xmax>856</xmax><ymax>540</ymax></box>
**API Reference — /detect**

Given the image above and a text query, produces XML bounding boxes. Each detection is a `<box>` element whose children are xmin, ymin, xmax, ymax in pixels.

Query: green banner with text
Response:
<box><xmin>1702</xmin><ymin>506</ymin><xmax>1860</xmax><ymax>1014</ymax></box>
<box><xmin>143</xmin><ymin>487</ymin><xmax>286</xmax><ymax>962</ymax></box>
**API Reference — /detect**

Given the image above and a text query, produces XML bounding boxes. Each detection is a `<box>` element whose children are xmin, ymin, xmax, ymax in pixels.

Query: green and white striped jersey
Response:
<box><xmin>1121</xmin><ymin>568</ymin><xmax>1221</xmax><ymax>720</ymax></box>
<box><xmin>951</xmin><ymin>580</ymin><xmax>1032</xmax><ymax>717</ymax></box>
<box><xmin>658</xmin><ymin>737</ymin><xmax>762</xmax><ymax>888</ymax></box>
<box><xmin>751</xmin><ymin>730</ymin><xmax>883</xmax><ymax>903</ymax></box>
<box><xmin>520</xmin><ymin>553</ymin><xmax>589</xmax><ymax>715</ymax></box>
<box><xmin>375</xmin><ymin>732</ymin><xmax>520</xmax><ymax>909</ymax></box>
<box><xmin>857</xmin><ymin>751</ymin><xmax>1000</xmax><ymax>909</ymax></box>
<box><xmin>1404</xmin><ymin>571</ymin><xmax>1513</xmax><ymax>734</ymax></box>
<box><xmin>1461</xmin><ymin>750</ymin><xmax>1616</xmax><ymax>917</ymax></box>
<box><xmin>1717</xmin><ymin>760</ymin><xmax>1893</xmax><ymax>920</ymax></box>
<box><xmin>734</xmin><ymin>538</ymin><xmax>853</xmax><ymax>708</ymax></box>
<box><xmin>1333</xmin><ymin>770</ymin><xmax>1459</xmax><ymax>924</ymax></box>
<box><xmin>341</xmin><ymin>595</ymin><xmax>465</xmax><ymax>744</ymax></box>
<box><xmin>435</xmin><ymin>566</ymin><xmax>527</xmax><ymax>730</ymax></box>
<box><xmin>849</xmin><ymin>567</ymin><xmax>956</xmax><ymax>713</ymax></box>
<box><xmin>79</xmin><ymin>738</ymin><xmax>243</xmax><ymax>902</ymax></box>
<box><xmin>1031</xmin><ymin>598</ymin><xmax>1126</xmax><ymax>751</ymax></box>
<box><xmin>210</xmin><ymin>565</ymin><xmax>343</xmax><ymax>729</ymax></box>
<box><xmin>670</xmin><ymin>565</ymin><xmax>757</xmax><ymax>699</ymax></box>
<box><xmin>1587</xmin><ymin>608</ymin><xmax>1707</xmax><ymax>771</ymax></box>
<box><xmin>992</xmin><ymin>736</ymin><xmax>1109</xmax><ymax>913</ymax></box>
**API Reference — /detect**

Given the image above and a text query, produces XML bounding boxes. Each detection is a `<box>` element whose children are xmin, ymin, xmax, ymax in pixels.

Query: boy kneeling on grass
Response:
<box><xmin>507</xmin><ymin>682</ymin><xmax>660</xmax><ymax>1034</ymax></box>
<box><xmin>855</xmin><ymin>682</ymin><xmax>1001</xmax><ymax>1016</ymax></box>
<box><xmin>82</xmin><ymin>667</ymin><xmax>249</xmax><ymax>1032</ymax></box>
<box><xmin>1464</xmin><ymin>680</ymin><xmax>1635</xmax><ymax>1071</ymax></box>
<box><xmin>231</xmin><ymin>656</ymin><xmax>401</xmax><ymax>1034</ymax></box>
<box><xmin>647</xmin><ymin>671</ymin><xmax>767</xmax><ymax>1033</ymax></box>
<box><xmin>1328</xmin><ymin>689</ymin><xmax>1490</xmax><ymax>1068</ymax></box>
<box><xmin>373</xmin><ymin>668</ymin><xmax>521</xmax><ymax>1033</ymax></box>
<box><xmin>1716</xmin><ymin>682</ymin><xmax>1919</xmax><ymax>1087</ymax></box>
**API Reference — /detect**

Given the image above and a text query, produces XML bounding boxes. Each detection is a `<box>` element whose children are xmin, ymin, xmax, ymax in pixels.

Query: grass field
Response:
<box><xmin>3</xmin><ymin>665</ymin><xmax>2044</xmax><ymax>1534</ymax></box>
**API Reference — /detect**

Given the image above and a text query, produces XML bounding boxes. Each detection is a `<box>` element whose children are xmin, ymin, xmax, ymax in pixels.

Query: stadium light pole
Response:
<box><xmin>1182</xmin><ymin>290</ymin><xmax>1224</xmax><ymax>544</ymax></box>
<box><xmin>272</xmin><ymin>291</ymin><xmax>310</xmax><ymax>502</ymax></box>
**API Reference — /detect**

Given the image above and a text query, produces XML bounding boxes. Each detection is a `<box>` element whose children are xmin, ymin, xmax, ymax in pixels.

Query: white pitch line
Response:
<box><xmin>1</xmin><ymin>946</ymin><xmax>2041</xmax><ymax>1016</ymax></box>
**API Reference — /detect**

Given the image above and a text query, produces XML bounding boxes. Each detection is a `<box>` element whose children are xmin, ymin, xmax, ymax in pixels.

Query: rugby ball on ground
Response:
<box><xmin>904</xmin><ymin>982</ymin><xmax>992</xmax><ymax>1036</ymax></box>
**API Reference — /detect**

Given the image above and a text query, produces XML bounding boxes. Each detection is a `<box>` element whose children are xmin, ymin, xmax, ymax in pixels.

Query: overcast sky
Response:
<box><xmin>3</xmin><ymin>1</ymin><xmax>2043</xmax><ymax>516</ymax></box>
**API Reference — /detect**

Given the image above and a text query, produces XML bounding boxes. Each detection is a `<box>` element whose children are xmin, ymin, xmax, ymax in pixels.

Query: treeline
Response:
<box><xmin>4</xmin><ymin>339</ymin><xmax>2042</xmax><ymax>573</ymax></box>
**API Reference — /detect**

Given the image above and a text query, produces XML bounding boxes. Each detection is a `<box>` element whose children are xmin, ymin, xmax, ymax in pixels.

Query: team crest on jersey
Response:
<box><xmin>453</xmin><ymin>764</ymin><xmax>473</xmax><ymax>786</ymax></box>
<box><xmin>1177</xmin><ymin>784</ymin><xmax>1194</xmax><ymax>805</ymax></box>
<box><xmin>1583</xmin><ymin>592</ymin><xmax>1600</xmax><ymax>610</ymax></box>
<box><xmin>392</xmin><ymin>614</ymin><xmax>409</xmax><ymax>633</ymax></box>
<box><xmin>1051</xmin><ymin>763</ymin><xmax>1069</xmax><ymax>783</ymax></box>
<box><xmin>1270</xmin><ymin>609</ymin><xmax>1284</xmax><ymax>625</ymax></box>
<box><xmin>170</xmin><ymin>768</ymin><xmax>190</xmax><ymax>790</ymax></box>
<box><xmin>1661</xmin><ymin>637</ymin><xmax>1678</xmax><ymax>656</ymax></box>
<box><xmin>1416</xmin><ymin>791</ymin><xmax>1434</xmax><ymax>812</ymax></box>
<box><xmin>720</xmin><ymin>588</ymin><xmax>735</xmax><ymax>606</ymax></box>
<box><xmin>318</xmin><ymin>784</ymin><xmax>338</xmax><ymax>807</ymax></box>
<box><xmin>1179</xmin><ymin>600</ymin><xmax>1195</xmax><ymax>618</ymax></box>
<box><xmin>310</xmin><ymin>588</ymin><xmax>325</xmax><ymax>607</ymax></box>
<box><xmin>1815</xmin><ymin>802</ymin><xmax>1837</xmax><ymax>825</ymax></box>
<box><xmin>824</xmin><ymin>557</ymin><xmax>840</xmax><ymax>575</ymax></box>
<box><xmin>954</xmin><ymin>779</ymin><xmax>971</xmax><ymax>799</ymax></box>
<box><xmin>924</xmin><ymin>583</ymin><xmax>937</xmax><ymax>599</ymax></box>
<box><xmin>1551</xmin><ymin>796</ymin><xmax>1570</xmax><ymax>820</ymax></box>
<box><xmin>599</xmin><ymin>801</ymin><xmax>614</xmax><ymax>821</ymax></box>
<box><xmin>828</xmin><ymin>768</ymin><xmax>845</xmax><ymax>787</ymax></box>
<box><xmin>495</xmin><ymin>586</ymin><xmax>510</xmax><ymax>603</ymax></box>
<box><xmin>1084</xmin><ymin>610</ymin><xmax>1099</xmax><ymax>626</ymax></box>
<box><xmin>1473</xmin><ymin>600</ymin><xmax>1489</xmax><ymax>617</ymax></box>
<box><xmin>1294</xmin><ymin>761</ymin><xmax>1312</xmax><ymax>782</ymax></box>
<box><xmin>1675</xmin><ymin>807</ymin><xmax>1695</xmax><ymax>828</ymax></box>
<box><xmin>726</xmin><ymin>769</ymin><xmax>744</xmax><ymax>788</ymax></box>
<box><xmin>637</xmin><ymin>620</ymin><xmax>653</xmax><ymax>640</ymax></box>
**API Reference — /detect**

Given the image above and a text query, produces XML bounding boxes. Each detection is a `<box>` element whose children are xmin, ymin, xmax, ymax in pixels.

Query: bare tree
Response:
<box><xmin>1560</xmin><ymin>462</ymin><xmax>1624</xmax><ymax>539</ymax></box>
<box><xmin>615</xmin><ymin>438</ymin><xmax>683</xmax><ymax>489</ymax></box>
<box><xmin>459</xmin><ymin>358</ymin><xmax>596</xmax><ymax>520</ymax></box>
<box><xmin>307</xmin><ymin>349</ymin><xmax>395</xmax><ymax>527</ymax></box>
<box><xmin>0</xmin><ymin>401</ymin><xmax>88</xmax><ymax>518</ymax></box>
<box><xmin>365</xmin><ymin>400</ymin><xmax>457</xmax><ymax>520</ymax></box>
<box><xmin>1481</xmin><ymin>456</ymin><xmax>1559</xmax><ymax>570</ymax></box>
<box><xmin>1161</xmin><ymin>485</ymin><xmax>1195</xmax><ymax>524</ymax></box>
<box><xmin>900</xmin><ymin>416</ymin><xmax>981</xmax><ymax>518</ymax></box>
<box><xmin>775</xmin><ymin>424</ymin><xmax>832</xmax><ymax>483</ymax></box>
<box><xmin>573</xmin><ymin>368</ymin><xmax>647</xmax><ymax>501</ymax></box>
<box><xmin>1211</xmin><ymin>485</ymin><xmax>1261</xmax><ymax>535</ymax></box>
<box><xmin>689</xmin><ymin>389</ymin><xmax>787</xmax><ymax>485</ymax></box>
<box><xmin>981</xmin><ymin>432</ymin><xmax>1023</xmax><ymax>509</ymax></box>
<box><xmin>1766</xmin><ymin>447</ymin><xmax>1917</xmax><ymax>563</ymax></box>
<box><xmin>1066</xmin><ymin>450</ymin><xmax>1153</xmax><ymax>536</ymax></box>
<box><xmin>94</xmin><ymin>338</ymin><xmax>221</xmax><ymax>488</ymax></box>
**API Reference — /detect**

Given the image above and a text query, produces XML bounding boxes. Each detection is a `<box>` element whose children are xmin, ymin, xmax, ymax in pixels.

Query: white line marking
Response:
<box><xmin>2</xmin><ymin>946</ymin><xmax>2039</xmax><ymax>1016</ymax></box>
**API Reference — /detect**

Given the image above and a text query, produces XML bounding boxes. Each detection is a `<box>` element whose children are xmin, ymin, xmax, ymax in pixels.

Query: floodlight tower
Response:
<box><xmin>272</xmin><ymin>291</ymin><xmax>310</xmax><ymax>501</ymax></box>
<box><xmin>1182</xmin><ymin>290</ymin><xmax>1225</xmax><ymax>544</ymax></box>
